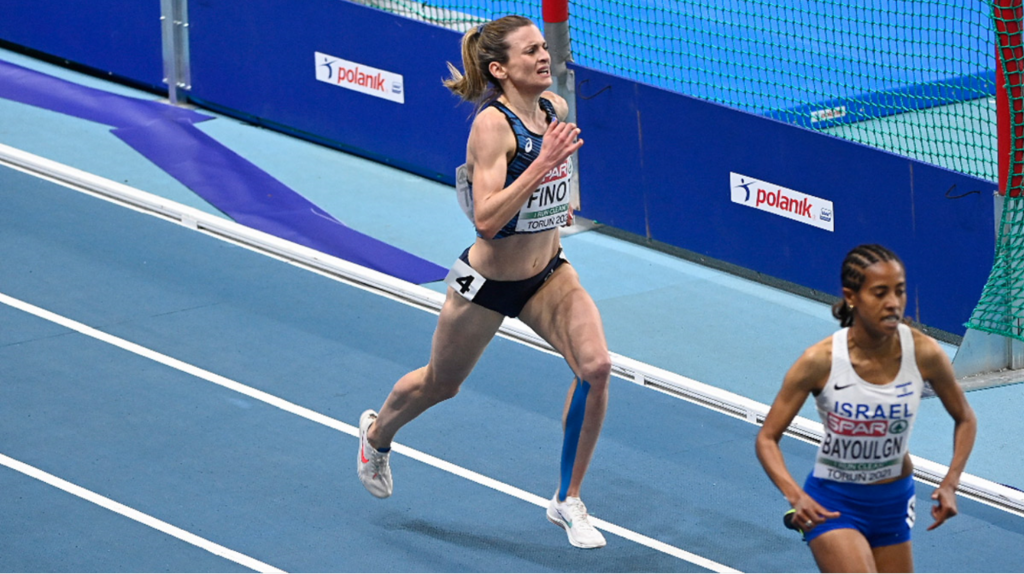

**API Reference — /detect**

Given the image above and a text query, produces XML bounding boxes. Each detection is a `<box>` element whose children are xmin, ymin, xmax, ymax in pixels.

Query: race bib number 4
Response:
<box><xmin>445</xmin><ymin>257</ymin><xmax>486</xmax><ymax>301</ymax></box>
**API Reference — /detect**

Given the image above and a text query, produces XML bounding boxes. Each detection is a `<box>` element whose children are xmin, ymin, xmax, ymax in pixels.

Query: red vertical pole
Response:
<box><xmin>543</xmin><ymin>0</ymin><xmax>569</xmax><ymax>25</ymax></box>
<box><xmin>996</xmin><ymin>0</ymin><xmax>1024</xmax><ymax>197</ymax></box>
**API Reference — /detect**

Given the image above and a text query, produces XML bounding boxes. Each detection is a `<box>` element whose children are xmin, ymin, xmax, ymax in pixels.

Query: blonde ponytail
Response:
<box><xmin>443</xmin><ymin>15</ymin><xmax>533</xmax><ymax>108</ymax></box>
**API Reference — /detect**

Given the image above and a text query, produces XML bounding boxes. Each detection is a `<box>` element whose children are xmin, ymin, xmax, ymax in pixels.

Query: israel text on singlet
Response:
<box><xmin>813</xmin><ymin>323</ymin><xmax>924</xmax><ymax>484</ymax></box>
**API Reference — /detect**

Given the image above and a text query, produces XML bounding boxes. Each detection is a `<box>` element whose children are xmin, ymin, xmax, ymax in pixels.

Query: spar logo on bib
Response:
<box><xmin>730</xmin><ymin>172</ymin><xmax>834</xmax><ymax>232</ymax></box>
<box><xmin>315</xmin><ymin>51</ymin><xmax>405</xmax><ymax>104</ymax></box>
<box><xmin>827</xmin><ymin>413</ymin><xmax>888</xmax><ymax>436</ymax></box>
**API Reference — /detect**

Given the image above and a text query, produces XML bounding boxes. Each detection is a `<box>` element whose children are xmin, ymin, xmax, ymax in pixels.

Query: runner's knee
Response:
<box><xmin>421</xmin><ymin>383</ymin><xmax>460</xmax><ymax>405</ymax></box>
<box><xmin>577</xmin><ymin>353</ymin><xmax>612</xmax><ymax>390</ymax></box>
<box><xmin>420</xmin><ymin>371</ymin><xmax>463</xmax><ymax>403</ymax></box>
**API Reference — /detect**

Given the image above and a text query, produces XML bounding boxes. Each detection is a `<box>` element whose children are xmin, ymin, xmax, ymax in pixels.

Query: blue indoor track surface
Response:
<box><xmin>1</xmin><ymin>47</ymin><xmax>1023</xmax><ymax>572</ymax></box>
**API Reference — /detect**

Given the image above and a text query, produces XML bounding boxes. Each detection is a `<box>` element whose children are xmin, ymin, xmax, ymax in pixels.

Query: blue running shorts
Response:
<box><xmin>801</xmin><ymin>473</ymin><xmax>916</xmax><ymax>548</ymax></box>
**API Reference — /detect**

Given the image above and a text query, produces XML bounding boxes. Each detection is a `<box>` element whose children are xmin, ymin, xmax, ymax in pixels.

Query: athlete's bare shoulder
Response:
<box><xmin>908</xmin><ymin>325</ymin><xmax>953</xmax><ymax>380</ymax></box>
<box><xmin>541</xmin><ymin>90</ymin><xmax>569</xmax><ymax>120</ymax></box>
<box><xmin>471</xmin><ymin>105</ymin><xmax>516</xmax><ymax>144</ymax></box>
<box><xmin>469</xmin><ymin>105</ymin><xmax>516</xmax><ymax>157</ymax></box>
<box><xmin>786</xmin><ymin>334</ymin><xmax>833</xmax><ymax>394</ymax></box>
<box><xmin>804</xmin><ymin>334</ymin><xmax>834</xmax><ymax>368</ymax></box>
<box><xmin>472</xmin><ymin>104</ymin><xmax>507</xmax><ymax>130</ymax></box>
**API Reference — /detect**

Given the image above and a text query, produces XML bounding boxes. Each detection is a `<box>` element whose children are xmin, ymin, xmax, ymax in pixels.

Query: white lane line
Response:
<box><xmin>0</xmin><ymin>291</ymin><xmax>738</xmax><ymax>573</ymax></box>
<box><xmin>0</xmin><ymin>453</ymin><xmax>283</xmax><ymax>573</ymax></box>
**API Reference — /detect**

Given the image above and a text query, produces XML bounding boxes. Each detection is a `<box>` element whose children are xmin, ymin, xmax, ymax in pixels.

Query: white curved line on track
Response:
<box><xmin>0</xmin><ymin>291</ymin><xmax>738</xmax><ymax>573</ymax></box>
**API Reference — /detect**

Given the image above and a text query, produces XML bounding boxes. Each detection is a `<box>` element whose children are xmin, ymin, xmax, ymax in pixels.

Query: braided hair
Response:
<box><xmin>831</xmin><ymin>244</ymin><xmax>904</xmax><ymax>327</ymax></box>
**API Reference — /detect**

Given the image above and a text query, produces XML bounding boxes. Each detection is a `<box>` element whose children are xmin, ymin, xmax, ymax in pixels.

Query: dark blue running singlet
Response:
<box><xmin>476</xmin><ymin>97</ymin><xmax>574</xmax><ymax>239</ymax></box>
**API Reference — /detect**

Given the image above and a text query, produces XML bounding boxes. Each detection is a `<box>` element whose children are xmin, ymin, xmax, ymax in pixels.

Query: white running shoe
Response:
<box><xmin>357</xmin><ymin>410</ymin><xmax>392</xmax><ymax>498</ymax></box>
<box><xmin>547</xmin><ymin>494</ymin><xmax>607</xmax><ymax>549</ymax></box>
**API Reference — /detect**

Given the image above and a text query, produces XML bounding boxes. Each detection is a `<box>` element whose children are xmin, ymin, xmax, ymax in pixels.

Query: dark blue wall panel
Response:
<box><xmin>574</xmin><ymin>64</ymin><xmax>996</xmax><ymax>335</ymax></box>
<box><xmin>574</xmin><ymin>73</ymin><xmax>648</xmax><ymax>236</ymax></box>
<box><xmin>0</xmin><ymin>1</ymin><xmax>164</xmax><ymax>91</ymax></box>
<box><xmin>187</xmin><ymin>0</ymin><xmax>472</xmax><ymax>183</ymax></box>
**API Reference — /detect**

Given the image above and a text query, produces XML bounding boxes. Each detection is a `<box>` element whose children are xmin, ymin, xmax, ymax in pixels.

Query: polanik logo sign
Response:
<box><xmin>730</xmin><ymin>172</ymin><xmax>834</xmax><ymax>232</ymax></box>
<box><xmin>315</xmin><ymin>51</ymin><xmax>405</xmax><ymax>104</ymax></box>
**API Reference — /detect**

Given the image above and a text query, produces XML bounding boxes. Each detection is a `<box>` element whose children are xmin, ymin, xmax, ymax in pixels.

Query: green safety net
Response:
<box><xmin>967</xmin><ymin>197</ymin><xmax>1024</xmax><ymax>340</ymax></box>
<box><xmin>351</xmin><ymin>1</ymin><xmax>537</xmax><ymax>29</ymax></box>
<box><xmin>357</xmin><ymin>0</ymin><xmax>997</xmax><ymax>182</ymax></box>
<box><xmin>966</xmin><ymin>1</ymin><xmax>1024</xmax><ymax>341</ymax></box>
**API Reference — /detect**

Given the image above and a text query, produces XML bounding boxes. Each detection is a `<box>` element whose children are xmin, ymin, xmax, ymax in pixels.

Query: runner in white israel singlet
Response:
<box><xmin>755</xmin><ymin>244</ymin><xmax>976</xmax><ymax>573</ymax></box>
<box><xmin>813</xmin><ymin>323</ymin><xmax>924</xmax><ymax>485</ymax></box>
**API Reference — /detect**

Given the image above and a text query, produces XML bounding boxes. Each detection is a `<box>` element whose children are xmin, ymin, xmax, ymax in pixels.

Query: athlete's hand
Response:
<box><xmin>927</xmin><ymin>484</ymin><xmax>958</xmax><ymax>530</ymax></box>
<box><xmin>539</xmin><ymin>118</ymin><xmax>583</xmax><ymax>169</ymax></box>
<box><xmin>792</xmin><ymin>492</ymin><xmax>841</xmax><ymax>531</ymax></box>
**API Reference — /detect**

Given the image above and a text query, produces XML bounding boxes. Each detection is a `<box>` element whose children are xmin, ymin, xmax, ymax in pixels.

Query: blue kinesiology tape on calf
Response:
<box><xmin>559</xmin><ymin>378</ymin><xmax>591</xmax><ymax>501</ymax></box>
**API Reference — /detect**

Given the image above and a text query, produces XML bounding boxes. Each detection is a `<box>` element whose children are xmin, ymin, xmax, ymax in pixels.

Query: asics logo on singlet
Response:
<box><xmin>525</xmin><ymin>139</ymin><xmax>533</xmax><ymax>153</ymax></box>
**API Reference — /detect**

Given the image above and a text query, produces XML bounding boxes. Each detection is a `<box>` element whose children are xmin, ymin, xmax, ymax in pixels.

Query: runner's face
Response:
<box><xmin>492</xmin><ymin>25</ymin><xmax>552</xmax><ymax>93</ymax></box>
<box><xmin>845</xmin><ymin>260</ymin><xmax>906</xmax><ymax>335</ymax></box>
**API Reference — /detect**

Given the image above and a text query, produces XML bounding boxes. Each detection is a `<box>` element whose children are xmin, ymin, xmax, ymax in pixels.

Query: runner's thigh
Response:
<box><xmin>519</xmin><ymin>264</ymin><xmax>608</xmax><ymax>376</ymax></box>
<box><xmin>427</xmin><ymin>288</ymin><xmax>506</xmax><ymax>384</ymax></box>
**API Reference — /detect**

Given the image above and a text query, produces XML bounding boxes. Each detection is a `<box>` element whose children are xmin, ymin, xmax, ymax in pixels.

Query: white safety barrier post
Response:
<box><xmin>160</xmin><ymin>0</ymin><xmax>192</xmax><ymax>105</ymax></box>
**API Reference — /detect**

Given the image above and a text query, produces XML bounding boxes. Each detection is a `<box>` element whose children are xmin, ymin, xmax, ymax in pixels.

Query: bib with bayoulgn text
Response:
<box><xmin>812</xmin><ymin>324</ymin><xmax>924</xmax><ymax>484</ymax></box>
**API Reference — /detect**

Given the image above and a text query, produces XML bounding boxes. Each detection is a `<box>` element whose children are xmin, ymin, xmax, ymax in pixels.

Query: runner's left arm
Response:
<box><xmin>915</xmin><ymin>330</ymin><xmax>977</xmax><ymax>530</ymax></box>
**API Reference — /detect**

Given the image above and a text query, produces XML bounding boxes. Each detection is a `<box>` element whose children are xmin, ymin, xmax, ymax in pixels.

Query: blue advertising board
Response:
<box><xmin>186</xmin><ymin>0</ymin><xmax>471</xmax><ymax>183</ymax></box>
<box><xmin>0</xmin><ymin>1</ymin><xmax>164</xmax><ymax>91</ymax></box>
<box><xmin>573</xmin><ymin>64</ymin><xmax>996</xmax><ymax>335</ymax></box>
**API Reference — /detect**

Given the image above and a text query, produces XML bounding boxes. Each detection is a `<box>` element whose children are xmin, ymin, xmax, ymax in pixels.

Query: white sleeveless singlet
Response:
<box><xmin>812</xmin><ymin>323</ymin><xmax>925</xmax><ymax>484</ymax></box>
